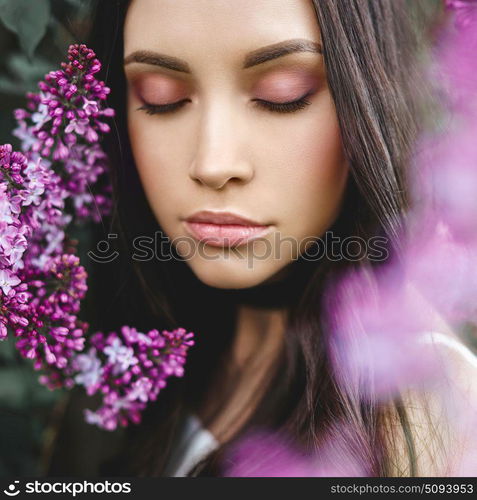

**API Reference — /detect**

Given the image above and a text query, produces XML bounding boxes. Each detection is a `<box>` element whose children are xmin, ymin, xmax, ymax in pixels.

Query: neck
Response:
<box><xmin>189</xmin><ymin>256</ymin><xmax>316</xmax><ymax>440</ymax></box>
<box><xmin>222</xmin><ymin>255</ymin><xmax>315</xmax><ymax>309</ymax></box>
<box><xmin>196</xmin><ymin>300</ymin><xmax>288</xmax><ymax>443</ymax></box>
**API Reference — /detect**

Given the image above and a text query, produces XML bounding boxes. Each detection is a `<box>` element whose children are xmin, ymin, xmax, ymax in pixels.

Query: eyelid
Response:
<box><xmin>132</xmin><ymin>74</ymin><xmax>190</xmax><ymax>105</ymax></box>
<box><xmin>253</xmin><ymin>89</ymin><xmax>315</xmax><ymax>105</ymax></box>
<box><xmin>251</xmin><ymin>69</ymin><xmax>319</xmax><ymax>102</ymax></box>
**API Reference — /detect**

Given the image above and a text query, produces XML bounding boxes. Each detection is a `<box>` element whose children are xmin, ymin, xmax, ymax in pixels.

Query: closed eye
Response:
<box><xmin>251</xmin><ymin>94</ymin><xmax>312</xmax><ymax>113</ymax></box>
<box><xmin>137</xmin><ymin>99</ymin><xmax>191</xmax><ymax>115</ymax></box>
<box><xmin>137</xmin><ymin>93</ymin><xmax>313</xmax><ymax>116</ymax></box>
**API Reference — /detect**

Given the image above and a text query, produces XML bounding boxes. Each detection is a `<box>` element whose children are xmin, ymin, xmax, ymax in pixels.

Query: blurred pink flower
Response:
<box><xmin>324</xmin><ymin>263</ymin><xmax>444</xmax><ymax>400</ymax></box>
<box><xmin>223</xmin><ymin>425</ymin><xmax>366</xmax><ymax>477</ymax></box>
<box><xmin>445</xmin><ymin>0</ymin><xmax>477</xmax><ymax>29</ymax></box>
<box><xmin>405</xmin><ymin>219</ymin><xmax>477</xmax><ymax>324</ymax></box>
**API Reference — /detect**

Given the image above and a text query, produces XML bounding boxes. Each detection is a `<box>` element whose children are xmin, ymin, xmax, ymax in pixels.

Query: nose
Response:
<box><xmin>188</xmin><ymin>101</ymin><xmax>254</xmax><ymax>190</ymax></box>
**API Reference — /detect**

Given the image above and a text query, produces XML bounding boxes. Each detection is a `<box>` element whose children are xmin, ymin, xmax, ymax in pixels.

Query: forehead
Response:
<box><xmin>124</xmin><ymin>0</ymin><xmax>322</xmax><ymax>65</ymax></box>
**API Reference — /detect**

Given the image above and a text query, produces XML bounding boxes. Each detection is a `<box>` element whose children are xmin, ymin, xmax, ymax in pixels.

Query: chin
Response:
<box><xmin>185</xmin><ymin>256</ymin><xmax>284</xmax><ymax>290</ymax></box>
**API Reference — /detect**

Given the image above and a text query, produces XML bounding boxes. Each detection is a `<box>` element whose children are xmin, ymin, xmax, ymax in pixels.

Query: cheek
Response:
<box><xmin>295</xmin><ymin>106</ymin><xmax>347</xmax><ymax>209</ymax></box>
<box><xmin>260</xmin><ymin>92</ymin><xmax>349</xmax><ymax>238</ymax></box>
<box><xmin>127</xmin><ymin>107</ymin><xmax>187</xmax><ymax>227</ymax></box>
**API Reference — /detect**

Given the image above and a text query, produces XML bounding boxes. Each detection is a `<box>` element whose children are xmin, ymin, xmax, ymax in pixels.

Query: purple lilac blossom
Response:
<box><xmin>13</xmin><ymin>253</ymin><xmax>88</xmax><ymax>376</ymax></box>
<box><xmin>224</xmin><ymin>425</ymin><xmax>365</xmax><ymax>477</ymax></box>
<box><xmin>13</xmin><ymin>43</ymin><xmax>114</xmax><ymax>224</ymax></box>
<box><xmin>323</xmin><ymin>263</ymin><xmax>444</xmax><ymax>400</ymax></box>
<box><xmin>445</xmin><ymin>0</ymin><xmax>477</xmax><ymax>28</ymax></box>
<box><xmin>1</xmin><ymin>44</ymin><xmax>196</xmax><ymax>432</ymax></box>
<box><xmin>324</xmin><ymin>4</ymin><xmax>477</xmax><ymax>399</ymax></box>
<box><xmin>72</xmin><ymin>326</ymin><xmax>195</xmax><ymax>430</ymax></box>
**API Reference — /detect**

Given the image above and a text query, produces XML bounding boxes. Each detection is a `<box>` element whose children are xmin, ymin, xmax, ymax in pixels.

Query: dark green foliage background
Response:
<box><xmin>0</xmin><ymin>0</ymin><xmax>117</xmax><ymax>477</ymax></box>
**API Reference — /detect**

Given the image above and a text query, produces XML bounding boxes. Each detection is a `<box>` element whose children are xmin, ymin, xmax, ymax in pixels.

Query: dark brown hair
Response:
<box><xmin>85</xmin><ymin>0</ymin><xmax>441</xmax><ymax>477</ymax></box>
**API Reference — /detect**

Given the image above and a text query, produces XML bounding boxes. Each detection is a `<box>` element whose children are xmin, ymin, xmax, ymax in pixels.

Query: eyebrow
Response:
<box><xmin>124</xmin><ymin>38</ymin><xmax>322</xmax><ymax>73</ymax></box>
<box><xmin>243</xmin><ymin>39</ymin><xmax>322</xmax><ymax>68</ymax></box>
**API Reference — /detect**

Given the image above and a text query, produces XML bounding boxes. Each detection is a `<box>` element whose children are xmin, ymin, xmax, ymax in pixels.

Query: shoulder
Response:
<box><xmin>389</xmin><ymin>280</ymin><xmax>477</xmax><ymax>476</ymax></box>
<box><xmin>405</xmin><ymin>282</ymin><xmax>477</xmax><ymax>398</ymax></box>
<box><xmin>391</xmin><ymin>329</ymin><xmax>477</xmax><ymax>476</ymax></box>
<box><xmin>420</xmin><ymin>330</ymin><xmax>477</xmax><ymax>398</ymax></box>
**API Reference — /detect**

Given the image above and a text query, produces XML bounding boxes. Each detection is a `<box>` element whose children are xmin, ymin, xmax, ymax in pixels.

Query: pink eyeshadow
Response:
<box><xmin>134</xmin><ymin>75</ymin><xmax>187</xmax><ymax>103</ymax></box>
<box><xmin>253</xmin><ymin>69</ymin><xmax>319</xmax><ymax>102</ymax></box>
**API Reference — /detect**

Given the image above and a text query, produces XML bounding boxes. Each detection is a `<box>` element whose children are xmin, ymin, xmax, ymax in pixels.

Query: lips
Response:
<box><xmin>183</xmin><ymin>210</ymin><xmax>271</xmax><ymax>247</ymax></box>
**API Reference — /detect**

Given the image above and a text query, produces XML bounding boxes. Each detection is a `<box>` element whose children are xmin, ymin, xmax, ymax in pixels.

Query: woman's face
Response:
<box><xmin>124</xmin><ymin>0</ymin><xmax>349</xmax><ymax>289</ymax></box>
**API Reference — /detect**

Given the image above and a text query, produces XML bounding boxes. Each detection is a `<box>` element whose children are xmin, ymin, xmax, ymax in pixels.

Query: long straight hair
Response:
<box><xmin>86</xmin><ymin>0</ymin><xmax>440</xmax><ymax>476</ymax></box>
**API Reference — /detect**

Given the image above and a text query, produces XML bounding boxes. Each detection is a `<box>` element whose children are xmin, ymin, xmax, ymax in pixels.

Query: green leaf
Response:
<box><xmin>0</xmin><ymin>367</ymin><xmax>28</xmax><ymax>407</ymax></box>
<box><xmin>0</xmin><ymin>337</ymin><xmax>17</xmax><ymax>361</ymax></box>
<box><xmin>0</xmin><ymin>0</ymin><xmax>51</xmax><ymax>58</ymax></box>
<box><xmin>8</xmin><ymin>52</ymin><xmax>52</xmax><ymax>81</ymax></box>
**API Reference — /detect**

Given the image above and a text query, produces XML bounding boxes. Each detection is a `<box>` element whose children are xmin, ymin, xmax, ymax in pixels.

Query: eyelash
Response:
<box><xmin>252</xmin><ymin>95</ymin><xmax>312</xmax><ymax>113</ymax></box>
<box><xmin>137</xmin><ymin>94</ymin><xmax>312</xmax><ymax>116</ymax></box>
<box><xmin>138</xmin><ymin>100</ymin><xmax>190</xmax><ymax>115</ymax></box>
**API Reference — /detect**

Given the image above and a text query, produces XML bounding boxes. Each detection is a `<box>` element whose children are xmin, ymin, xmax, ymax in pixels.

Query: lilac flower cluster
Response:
<box><xmin>324</xmin><ymin>4</ymin><xmax>477</xmax><ymax>399</ymax></box>
<box><xmin>1</xmin><ymin>44</ymin><xmax>196</xmax><ymax>431</ymax></box>
<box><xmin>13</xmin><ymin>43</ymin><xmax>114</xmax><ymax>224</ymax></box>
<box><xmin>14</xmin><ymin>254</ymin><xmax>88</xmax><ymax>376</ymax></box>
<box><xmin>224</xmin><ymin>426</ymin><xmax>365</xmax><ymax>477</ymax></box>
<box><xmin>67</xmin><ymin>326</ymin><xmax>195</xmax><ymax>430</ymax></box>
<box><xmin>0</xmin><ymin>141</ymin><xmax>88</xmax><ymax>373</ymax></box>
<box><xmin>1</xmin><ymin>143</ymin><xmax>61</xmax><ymax>323</ymax></box>
<box><xmin>1</xmin><ymin>144</ymin><xmax>69</xmax><ymax>271</ymax></box>
<box><xmin>445</xmin><ymin>0</ymin><xmax>477</xmax><ymax>28</ymax></box>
